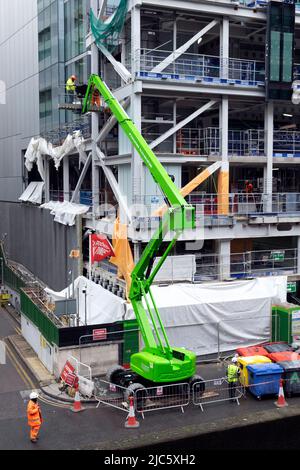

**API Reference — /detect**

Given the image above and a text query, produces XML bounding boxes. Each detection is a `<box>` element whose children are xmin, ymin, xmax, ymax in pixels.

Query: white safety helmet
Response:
<box><xmin>231</xmin><ymin>355</ymin><xmax>238</xmax><ymax>363</ymax></box>
<box><xmin>30</xmin><ymin>392</ymin><xmax>39</xmax><ymax>400</ymax></box>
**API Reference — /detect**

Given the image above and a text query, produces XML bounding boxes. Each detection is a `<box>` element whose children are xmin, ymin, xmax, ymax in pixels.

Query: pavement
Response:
<box><xmin>3</xmin><ymin>304</ymin><xmax>300</xmax><ymax>450</ymax></box>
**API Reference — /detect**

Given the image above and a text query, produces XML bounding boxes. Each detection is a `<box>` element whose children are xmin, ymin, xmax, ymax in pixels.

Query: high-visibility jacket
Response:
<box><xmin>66</xmin><ymin>78</ymin><xmax>76</xmax><ymax>92</ymax></box>
<box><xmin>227</xmin><ymin>364</ymin><xmax>240</xmax><ymax>383</ymax></box>
<box><xmin>27</xmin><ymin>400</ymin><xmax>42</xmax><ymax>427</ymax></box>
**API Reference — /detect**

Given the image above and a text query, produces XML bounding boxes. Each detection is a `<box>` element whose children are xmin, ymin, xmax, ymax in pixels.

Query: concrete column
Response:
<box><xmin>218</xmin><ymin>97</ymin><xmax>229</xmax><ymax>214</ymax></box>
<box><xmin>264</xmin><ymin>101</ymin><xmax>274</xmax><ymax>212</ymax></box>
<box><xmin>44</xmin><ymin>157</ymin><xmax>50</xmax><ymax>203</ymax></box>
<box><xmin>217</xmin><ymin>239</ymin><xmax>231</xmax><ymax>280</ymax></box>
<box><xmin>297</xmin><ymin>236</ymin><xmax>300</xmax><ymax>274</ymax></box>
<box><xmin>131</xmin><ymin>4</ymin><xmax>141</xmax><ymax>78</ymax></box>
<box><xmin>220</xmin><ymin>17</ymin><xmax>229</xmax><ymax>79</ymax></box>
<box><xmin>91</xmin><ymin>0</ymin><xmax>100</xmax><ymax>222</ymax></box>
<box><xmin>63</xmin><ymin>157</ymin><xmax>70</xmax><ymax>202</ymax></box>
<box><xmin>131</xmin><ymin>4</ymin><xmax>143</xmax><ymax>204</ymax></box>
<box><xmin>173</xmin><ymin>100</ymin><xmax>177</xmax><ymax>154</ymax></box>
<box><xmin>134</xmin><ymin>242</ymin><xmax>141</xmax><ymax>264</ymax></box>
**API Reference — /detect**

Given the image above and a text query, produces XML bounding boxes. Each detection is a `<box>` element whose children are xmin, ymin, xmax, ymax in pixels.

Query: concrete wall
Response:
<box><xmin>0</xmin><ymin>0</ymin><xmax>39</xmax><ymax>202</ymax></box>
<box><xmin>53</xmin><ymin>343</ymin><xmax>119</xmax><ymax>379</ymax></box>
<box><xmin>0</xmin><ymin>202</ymin><xmax>79</xmax><ymax>291</ymax></box>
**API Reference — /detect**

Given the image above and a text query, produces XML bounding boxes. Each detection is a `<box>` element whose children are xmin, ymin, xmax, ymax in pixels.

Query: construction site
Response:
<box><xmin>3</xmin><ymin>0</ymin><xmax>300</xmax><ymax>453</ymax></box>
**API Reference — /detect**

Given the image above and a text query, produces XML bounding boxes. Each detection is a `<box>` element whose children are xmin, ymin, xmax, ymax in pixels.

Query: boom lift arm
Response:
<box><xmin>83</xmin><ymin>75</ymin><xmax>197</xmax><ymax>383</ymax></box>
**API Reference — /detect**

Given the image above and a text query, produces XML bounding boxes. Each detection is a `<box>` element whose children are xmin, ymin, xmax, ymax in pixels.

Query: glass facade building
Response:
<box><xmin>38</xmin><ymin>0</ymin><xmax>89</xmax><ymax>134</ymax></box>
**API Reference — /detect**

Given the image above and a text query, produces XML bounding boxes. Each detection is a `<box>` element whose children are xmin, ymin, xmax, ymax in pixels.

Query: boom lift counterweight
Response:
<box><xmin>83</xmin><ymin>75</ymin><xmax>203</xmax><ymax>391</ymax></box>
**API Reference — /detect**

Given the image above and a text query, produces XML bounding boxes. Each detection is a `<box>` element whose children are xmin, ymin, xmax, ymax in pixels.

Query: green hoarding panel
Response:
<box><xmin>272</xmin><ymin>304</ymin><xmax>300</xmax><ymax>344</ymax></box>
<box><xmin>122</xmin><ymin>320</ymin><xmax>139</xmax><ymax>367</ymax></box>
<box><xmin>20</xmin><ymin>290</ymin><xmax>59</xmax><ymax>346</ymax></box>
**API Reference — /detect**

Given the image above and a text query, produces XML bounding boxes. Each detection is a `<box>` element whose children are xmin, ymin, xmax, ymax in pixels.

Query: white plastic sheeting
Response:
<box><xmin>45</xmin><ymin>276</ymin><xmax>126</xmax><ymax>325</ymax></box>
<box><xmin>45</xmin><ymin>275</ymin><xmax>287</xmax><ymax>357</ymax></box>
<box><xmin>126</xmin><ymin>277</ymin><xmax>287</xmax><ymax>356</ymax></box>
<box><xmin>19</xmin><ymin>182</ymin><xmax>45</xmax><ymax>204</ymax></box>
<box><xmin>24</xmin><ymin>131</ymin><xmax>88</xmax><ymax>181</ymax></box>
<box><xmin>40</xmin><ymin>201</ymin><xmax>90</xmax><ymax>226</ymax></box>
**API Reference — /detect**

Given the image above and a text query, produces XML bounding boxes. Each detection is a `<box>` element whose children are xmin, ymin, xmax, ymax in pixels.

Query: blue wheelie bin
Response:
<box><xmin>247</xmin><ymin>363</ymin><xmax>283</xmax><ymax>399</ymax></box>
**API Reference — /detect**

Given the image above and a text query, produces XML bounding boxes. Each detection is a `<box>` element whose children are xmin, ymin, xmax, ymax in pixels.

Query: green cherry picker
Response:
<box><xmin>82</xmin><ymin>75</ymin><xmax>204</xmax><ymax>396</ymax></box>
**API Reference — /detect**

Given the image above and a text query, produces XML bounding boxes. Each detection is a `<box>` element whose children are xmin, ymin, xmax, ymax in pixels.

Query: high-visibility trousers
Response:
<box><xmin>30</xmin><ymin>425</ymin><xmax>40</xmax><ymax>441</ymax></box>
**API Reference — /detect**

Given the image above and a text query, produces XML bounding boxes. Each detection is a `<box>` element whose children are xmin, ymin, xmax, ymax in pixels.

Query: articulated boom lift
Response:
<box><xmin>83</xmin><ymin>75</ymin><xmax>201</xmax><ymax>389</ymax></box>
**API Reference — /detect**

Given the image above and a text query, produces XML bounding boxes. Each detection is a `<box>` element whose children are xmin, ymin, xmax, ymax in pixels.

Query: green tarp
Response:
<box><xmin>90</xmin><ymin>0</ymin><xmax>128</xmax><ymax>53</ymax></box>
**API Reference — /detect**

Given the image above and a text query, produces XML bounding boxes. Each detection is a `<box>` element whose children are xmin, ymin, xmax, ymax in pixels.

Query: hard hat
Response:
<box><xmin>231</xmin><ymin>355</ymin><xmax>238</xmax><ymax>363</ymax></box>
<box><xmin>30</xmin><ymin>392</ymin><xmax>39</xmax><ymax>400</ymax></box>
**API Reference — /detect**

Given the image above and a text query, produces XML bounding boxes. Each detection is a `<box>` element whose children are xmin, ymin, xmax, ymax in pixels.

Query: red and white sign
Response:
<box><xmin>61</xmin><ymin>361</ymin><xmax>76</xmax><ymax>383</ymax></box>
<box><xmin>65</xmin><ymin>372</ymin><xmax>77</xmax><ymax>388</ymax></box>
<box><xmin>93</xmin><ymin>328</ymin><xmax>107</xmax><ymax>341</ymax></box>
<box><xmin>90</xmin><ymin>234</ymin><xmax>115</xmax><ymax>264</ymax></box>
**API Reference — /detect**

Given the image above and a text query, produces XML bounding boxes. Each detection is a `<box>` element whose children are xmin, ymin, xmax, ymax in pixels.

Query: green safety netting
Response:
<box><xmin>90</xmin><ymin>0</ymin><xmax>128</xmax><ymax>53</ymax></box>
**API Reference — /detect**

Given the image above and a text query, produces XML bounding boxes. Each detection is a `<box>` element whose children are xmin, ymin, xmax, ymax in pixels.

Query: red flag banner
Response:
<box><xmin>91</xmin><ymin>234</ymin><xmax>115</xmax><ymax>263</ymax></box>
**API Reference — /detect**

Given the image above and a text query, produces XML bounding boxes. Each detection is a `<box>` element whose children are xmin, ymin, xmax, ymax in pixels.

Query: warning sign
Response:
<box><xmin>61</xmin><ymin>361</ymin><xmax>76</xmax><ymax>383</ymax></box>
<box><xmin>93</xmin><ymin>328</ymin><xmax>107</xmax><ymax>341</ymax></box>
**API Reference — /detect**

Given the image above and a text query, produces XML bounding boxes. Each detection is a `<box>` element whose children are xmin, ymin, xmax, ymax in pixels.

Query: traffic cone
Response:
<box><xmin>125</xmin><ymin>396</ymin><xmax>139</xmax><ymax>428</ymax></box>
<box><xmin>275</xmin><ymin>379</ymin><xmax>288</xmax><ymax>408</ymax></box>
<box><xmin>71</xmin><ymin>382</ymin><xmax>85</xmax><ymax>413</ymax></box>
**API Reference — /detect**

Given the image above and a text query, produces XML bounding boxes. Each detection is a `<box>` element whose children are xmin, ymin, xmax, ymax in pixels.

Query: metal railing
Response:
<box><xmin>193</xmin><ymin>377</ymin><xmax>242</xmax><ymax>411</ymax></box>
<box><xmin>135</xmin><ymin>49</ymin><xmax>265</xmax><ymax>84</ymax></box>
<box><xmin>188</xmin><ymin>192</ymin><xmax>300</xmax><ymax>216</ymax></box>
<box><xmin>195</xmin><ymin>249</ymin><xmax>297</xmax><ymax>281</ymax></box>
<box><xmin>135</xmin><ymin>382</ymin><xmax>190</xmax><ymax>418</ymax></box>
<box><xmin>138</xmin><ymin>192</ymin><xmax>300</xmax><ymax>217</ymax></box>
<box><xmin>93</xmin><ymin>378</ymin><xmax>130</xmax><ymax>413</ymax></box>
<box><xmin>144</xmin><ymin>127</ymin><xmax>267</xmax><ymax>157</ymax></box>
<box><xmin>273</xmin><ymin>130</ymin><xmax>300</xmax><ymax>157</ymax></box>
<box><xmin>40</xmin><ymin>115</ymin><xmax>91</xmax><ymax>146</ymax></box>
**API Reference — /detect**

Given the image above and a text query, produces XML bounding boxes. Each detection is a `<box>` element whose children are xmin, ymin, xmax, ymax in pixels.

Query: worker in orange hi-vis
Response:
<box><xmin>91</xmin><ymin>88</ymin><xmax>101</xmax><ymax>108</ymax></box>
<box><xmin>245</xmin><ymin>180</ymin><xmax>253</xmax><ymax>193</ymax></box>
<box><xmin>27</xmin><ymin>392</ymin><xmax>43</xmax><ymax>443</ymax></box>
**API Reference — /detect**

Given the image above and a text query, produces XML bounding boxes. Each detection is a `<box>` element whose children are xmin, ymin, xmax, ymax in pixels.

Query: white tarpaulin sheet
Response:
<box><xmin>126</xmin><ymin>276</ymin><xmax>287</xmax><ymax>356</ymax></box>
<box><xmin>45</xmin><ymin>276</ymin><xmax>126</xmax><ymax>325</ymax></box>
<box><xmin>24</xmin><ymin>131</ymin><xmax>88</xmax><ymax>181</ymax></box>
<box><xmin>19</xmin><ymin>182</ymin><xmax>45</xmax><ymax>204</ymax></box>
<box><xmin>45</xmin><ymin>275</ymin><xmax>287</xmax><ymax>357</ymax></box>
<box><xmin>40</xmin><ymin>201</ymin><xmax>90</xmax><ymax>226</ymax></box>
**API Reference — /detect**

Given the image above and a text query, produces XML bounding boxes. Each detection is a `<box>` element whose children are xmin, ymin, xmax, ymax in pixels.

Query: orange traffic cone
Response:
<box><xmin>71</xmin><ymin>381</ymin><xmax>85</xmax><ymax>413</ymax></box>
<box><xmin>125</xmin><ymin>396</ymin><xmax>139</xmax><ymax>428</ymax></box>
<box><xmin>275</xmin><ymin>379</ymin><xmax>288</xmax><ymax>408</ymax></box>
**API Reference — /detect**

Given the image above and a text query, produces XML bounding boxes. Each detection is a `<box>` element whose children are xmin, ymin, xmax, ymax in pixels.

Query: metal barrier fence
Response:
<box><xmin>91</xmin><ymin>373</ymin><xmax>300</xmax><ymax>418</ymax></box>
<box><xmin>135</xmin><ymin>382</ymin><xmax>190</xmax><ymax>418</ymax></box>
<box><xmin>193</xmin><ymin>377</ymin><xmax>242</xmax><ymax>411</ymax></box>
<box><xmin>195</xmin><ymin>193</ymin><xmax>300</xmax><ymax>216</ymax></box>
<box><xmin>136</xmin><ymin>49</ymin><xmax>265</xmax><ymax>84</ymax></box>
<box><xmin>143</xmin><ymin>127</ymin><xmax>300</xmax><ymax>158</ymax></box>
<box><xmin>195</xmin><ymin>249</ymin><xmax>297</xmax><ymax>281</ymax></box>
<box><xmin>93</xmin><ymin>378</ymin><xmax>130</xmax><ymax>413</ymax></box>
<box><xmin>69</xmin><ymin>355</ymin><xmax>92</xmax><ymax>381</ymax></box>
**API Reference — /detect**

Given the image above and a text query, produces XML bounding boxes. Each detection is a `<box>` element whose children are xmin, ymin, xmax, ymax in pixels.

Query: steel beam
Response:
<box><xmin>151</xmin><ymin>20</ymin><xmax>219</xmax><ymax>74</ymax></box>
<box><xmin>71</xmin><ymin>153</ymin><xmax>92</xmax><ymax>204</ymax></box>
<box><xmin>96</xmin><ymin>98</ymin><xmax>130</xmax><ymax>144</ymax></box>
<box><xmin>149</xmin><ymin>100</ymin><xmax>217</xmax><ymax>150</ymax></box>
<box><xmin>142</xmin><ymin>81</ymin><xmax>265</xmax><ymax>98</ymax></box>
<box><xmin>96</xmin><ymin>148</ymin><xmax>132</xmax><ymax>223</ymax></box>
